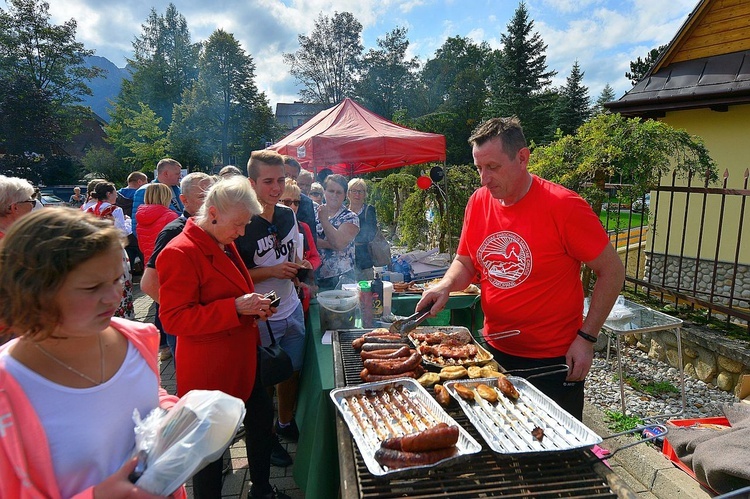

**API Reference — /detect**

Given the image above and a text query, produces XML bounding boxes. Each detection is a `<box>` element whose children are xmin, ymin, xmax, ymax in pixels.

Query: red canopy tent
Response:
<box><xmin>268</xmin><ymin>98</ymin><xmax>446</xmax><ymax>175</ymax></box>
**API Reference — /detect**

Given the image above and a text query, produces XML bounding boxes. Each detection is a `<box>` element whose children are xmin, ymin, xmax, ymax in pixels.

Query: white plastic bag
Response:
<box><xmin>607</xmin><ymin>295</ymin><xmax>634</xmax><ymax>322</ymax></box>
<box><xmin>131</xmin><ymin>390</ymin><xmax>246</xmax><ymax>495</ymax></box>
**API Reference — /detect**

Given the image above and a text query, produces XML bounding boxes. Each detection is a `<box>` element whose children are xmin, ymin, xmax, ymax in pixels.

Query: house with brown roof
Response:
<box><xmin>606</xmin><ymin>0</ymin><xmax>750</xmax><ymax>318</ymax></box>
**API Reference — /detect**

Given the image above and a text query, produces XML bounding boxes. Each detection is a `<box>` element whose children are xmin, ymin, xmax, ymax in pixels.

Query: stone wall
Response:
<box><xmin>645</xmin><ymin>253</ymin><xmax>750</xmax><ymax>309</ymax></box>
<box><xmin>613</xmin><ymin>323</ymin><xmax>750</xmax><ymax>396</ymax></box>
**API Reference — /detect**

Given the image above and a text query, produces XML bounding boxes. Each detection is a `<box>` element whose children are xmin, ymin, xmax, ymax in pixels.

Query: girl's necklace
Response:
<box><xmin>34</xmin><ymin>333</ymin><xmax>105</xmax><ymax>386</ymax></box>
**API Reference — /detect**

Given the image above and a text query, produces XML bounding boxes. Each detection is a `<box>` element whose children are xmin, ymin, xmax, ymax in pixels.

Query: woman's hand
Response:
<box><xmin>93</xmin><ymin>457</ymin><xmax>169</xmax><ymax>499</ymax></box>
<box><xmin>235</xmin><ymin>293</ymin><xmax>273</xmax><ymax>319</ymax></box>
<box><xmin>298</xmin><ymin>259</ymin><xmax>313</xmax><ymax>270</ymax></box>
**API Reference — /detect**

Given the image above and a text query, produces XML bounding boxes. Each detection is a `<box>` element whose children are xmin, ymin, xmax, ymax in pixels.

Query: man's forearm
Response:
<box><xmin>440</xmin><ymin>255</ymin><xmax>476</xmax><ymax>292</ymax></box>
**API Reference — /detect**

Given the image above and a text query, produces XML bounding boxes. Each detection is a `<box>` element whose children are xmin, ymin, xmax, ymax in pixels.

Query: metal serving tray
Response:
<box><xmin>329</xmin><ymin>378</ymin><xmax>482</xmax><ymax>477</ymax></box>
<box><xmin>445</xmin><ymin>377</ymin><xmax>602</xmax><ymax>454</ymax></box>
<box><xmin>407</xmin><ymin>326</ymin><xmax>494</xmax><ymax>368</ymax></box>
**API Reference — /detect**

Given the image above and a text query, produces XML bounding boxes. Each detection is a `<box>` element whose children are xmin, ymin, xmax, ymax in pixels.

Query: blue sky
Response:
<box><xmin>46</xmin><ymin>0</ymin><xmax>699</xmax><ymax>111</ymax></box>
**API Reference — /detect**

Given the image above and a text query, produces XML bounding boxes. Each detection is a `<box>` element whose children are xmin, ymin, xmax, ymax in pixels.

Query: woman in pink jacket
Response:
<box><xmin>136</xmin><ymin>183</ymin><xmax>179</xmax><ymax>266</ymax></box>
<box><xmin>0</xmin><ymin>209</ymin><xmax>181</xmax><ymax>498</ymax></box>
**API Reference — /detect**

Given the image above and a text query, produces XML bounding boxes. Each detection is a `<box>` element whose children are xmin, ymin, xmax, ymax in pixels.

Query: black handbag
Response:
<box><xmin>258</xmin><ymin>321</ymin><xmax>293</xmax><ymax>387</ymax></box>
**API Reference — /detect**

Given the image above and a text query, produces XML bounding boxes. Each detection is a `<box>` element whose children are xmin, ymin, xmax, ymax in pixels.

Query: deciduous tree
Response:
<box><xmin>283</xmin><ymin>12</ymin><xmax>363</xmax><ymax>104</ymax></box>
<box><xmin>355</xmin><ymin>27</ymin><xmax>420</xmax><ymax>119</ymax></box>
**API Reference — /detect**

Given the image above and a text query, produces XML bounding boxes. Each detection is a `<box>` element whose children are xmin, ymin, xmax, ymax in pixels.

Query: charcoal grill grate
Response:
<box><xmin>334</xmin><ymin>330</ymin><xmax>624</xmax><ymax>498</ymax></box>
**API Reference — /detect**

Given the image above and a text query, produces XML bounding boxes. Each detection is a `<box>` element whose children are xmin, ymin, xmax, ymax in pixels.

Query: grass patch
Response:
<box><xmin>622</xmin><ymin>376</ymin><xmax>678</xmax><ymax>395</ymax></box>
<box><xmin>604</xmin><ymin>410</ymin><xmax>644</xmax><ymax>433</ymax></box>
<box><xmin>599</xmin><ymin>210</ymin><xmax>647</xmax><ymax>231</ymax></box>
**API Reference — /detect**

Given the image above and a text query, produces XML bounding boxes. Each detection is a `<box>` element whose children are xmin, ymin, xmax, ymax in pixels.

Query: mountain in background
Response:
<box><xmin>78</xmin><ymin>55</ymin><xmax>130</xmax><ymax>122</ymax></box>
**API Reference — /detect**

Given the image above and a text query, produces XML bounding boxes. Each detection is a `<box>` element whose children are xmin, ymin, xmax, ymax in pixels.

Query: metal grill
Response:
<box><xmin>333</xmin><ymin>330</ymin><xmax>634</xmax><ymax>499</ymax></box>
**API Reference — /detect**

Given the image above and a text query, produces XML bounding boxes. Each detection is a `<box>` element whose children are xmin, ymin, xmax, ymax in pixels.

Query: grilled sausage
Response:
<box><xmin>360</xmin><ymin>346</ymin><xmax>412</xmax><ymax>360</ymax></box>
<box><xmin>373</xmin><ymin>446</ymin><xmax>458</xmax><ymax>469</ymax></box>
<box><xmin>360</xmin><ymin>367</ymin><xmax>424</xmax><ymax>382</ymax></box>
<box><xmin>361</xmin><ymin>334</ymin><xmax>402</xmax><ymax>344</ymax></box>
<box><xmin>364</xmin><ymin>351</ymin><xmax>421</xmax><ymax>375</ymax></box>
<box><xmin>362</xmin><ymin>328</ymin><xmax>395</xmax><ymax>338</ymax></box>
<box><xmin>381</xmin><ymin>423</ymin><xmax>449</xmax><ymax>450</ymax></box>
<box><xmin>392</xmin><ymin>424</ymin><xmax>459</xmax><ymax>452</ymax></box>
<box><xmin>352</xmin><ymin>336</ymin><xmax>366</xmax><ymax>350</ymax></box>
<box><xmin>361</xmin><ymin>342</ymin><xmax>406</xmax><ymax>351</ymax></box>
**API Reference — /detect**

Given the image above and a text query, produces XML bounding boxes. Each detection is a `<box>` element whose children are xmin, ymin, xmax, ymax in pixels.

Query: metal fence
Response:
<box><xmin>603</xmin><ymin>169</ymin><xmax>750</xmax><ymax>329</ymax></box>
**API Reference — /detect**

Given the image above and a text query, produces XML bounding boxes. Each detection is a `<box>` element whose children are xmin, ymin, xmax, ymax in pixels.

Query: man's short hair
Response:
<box><xmin>298</xmin><ymin>170</ymin><xmax>314</xmax><ymax>183</ymax></box>
<box><xmin>156</xmin><ymin>158</ymin><xmax>182</xmax><ymax>175</ymax></box>
<box><xmin>247</xmin><ymin>150</ymin><xmax>285</xmax><ymax>180</ymax></box>
<box><xmin>468</xmin><ymin>117</ymin><xmax>527</xmax><ymax>158</ymax></box>
<box><xmin>181</xmin><ymin>172</ymin><xmax>212</xmax><ymax>194</ymax></box>
<box><xmin>282</xmin><ymin>155</ymin><xmax>302</xmax><ymax>174</ymax></box>
<box><xmin>127</xmin><ymin>171</ymin><xmax>148</xmax><ymax>184</ymax></box>
<box><xmin>218</xmin><ymin>165</ymin><xmax>243</xmax><ymax>178</ymax></box>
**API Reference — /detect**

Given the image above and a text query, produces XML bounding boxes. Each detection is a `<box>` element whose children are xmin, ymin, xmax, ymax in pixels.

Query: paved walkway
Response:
<box><xmin>132</xmin><ymin>279</ymin><xmax>304</xmax><ymax>499</ymax></box>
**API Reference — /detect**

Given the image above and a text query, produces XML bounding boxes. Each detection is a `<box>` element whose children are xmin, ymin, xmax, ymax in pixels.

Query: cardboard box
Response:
<box><xmin>740</xmin><ymin>374</ymin><xmax>750</xmax><ymax>405</ymax></box>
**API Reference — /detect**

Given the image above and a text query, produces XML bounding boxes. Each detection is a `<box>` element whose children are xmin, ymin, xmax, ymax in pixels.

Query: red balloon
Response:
<box><xmin>417</xmin><ymin>176</ymin><xmax>432</xmax><ymax>189</ymax></box>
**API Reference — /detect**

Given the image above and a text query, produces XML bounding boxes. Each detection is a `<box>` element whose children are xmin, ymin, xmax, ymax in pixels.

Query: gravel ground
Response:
<box><xmin>585</xmin><ymin>345</ymin><xmax>738</xmax><ymax>422</ymax></box>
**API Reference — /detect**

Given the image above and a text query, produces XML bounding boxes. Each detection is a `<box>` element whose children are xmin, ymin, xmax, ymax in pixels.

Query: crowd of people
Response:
<box><xmin>0</xmin><ymin>115</ymin><xmax>623</xmax><ymax>498</ymax></box>
<box><xmin>0</xmin><ymin>148</ymin><xmax>386</xmax><ymax>498</ymax></box>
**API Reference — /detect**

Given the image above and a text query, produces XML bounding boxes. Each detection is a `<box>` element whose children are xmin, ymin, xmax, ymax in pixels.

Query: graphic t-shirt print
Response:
<box><xmin>477</xmin><ymin>231</ymin><xmax>532</xmax><ymax>289</ymax></box>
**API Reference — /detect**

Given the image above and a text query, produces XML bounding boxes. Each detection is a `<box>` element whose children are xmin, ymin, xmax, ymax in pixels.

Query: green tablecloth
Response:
<box><xmin>292</xmin><ymin>293</ymin><xmax>483</xmax><ymax>498</ymax></box>
<box><xmin>292</xmin><ymin>302</ymin><xmax>338</xmax><ymax>499</ymax></box>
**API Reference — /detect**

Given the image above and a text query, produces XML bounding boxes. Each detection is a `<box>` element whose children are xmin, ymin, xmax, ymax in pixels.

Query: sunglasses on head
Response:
<box><xmin>280</xmin><ymin>198</ymin><xmax>300</xmax><ymax>207</ymax></box>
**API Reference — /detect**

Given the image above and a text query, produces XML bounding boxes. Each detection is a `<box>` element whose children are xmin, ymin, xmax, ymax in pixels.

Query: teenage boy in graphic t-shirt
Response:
<box><xmin>235</xmin><ymin>150</ymin><xmax>313</xmax><ymax>467</ymax></box>
<box><xmin>417</xmin><ymin>117</ymin><xmax>625</xmax><ymax>420</ymax></box>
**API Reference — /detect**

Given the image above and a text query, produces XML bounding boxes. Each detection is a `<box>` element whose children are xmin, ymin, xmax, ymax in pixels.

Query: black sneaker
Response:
<box><xmin>270</xmin><ymin>436</ymin><xmax>293</xmax><ymax>467</ymax></box>
<box><xmin>275</xmin><ymin>419</ymin><xmax>299</xmax><ymax>442</ymax></box>
<box><xmin>248</xmin><ymin>485</ymin><xmax>291</xmax><ymax>499</ymax></box>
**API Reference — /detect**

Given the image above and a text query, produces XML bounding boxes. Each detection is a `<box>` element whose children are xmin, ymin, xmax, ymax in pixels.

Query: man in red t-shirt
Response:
<box><xmin>417</xmin><ymin>117</ymin><xmax>625</xmax><ymax>419</ymax></box>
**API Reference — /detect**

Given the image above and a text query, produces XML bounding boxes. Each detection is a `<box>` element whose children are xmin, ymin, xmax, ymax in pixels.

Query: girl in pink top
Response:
<box><xmin>0</xmin><ymin>209</ymin><xmax>182</xmax><ymax>499</ymax></box>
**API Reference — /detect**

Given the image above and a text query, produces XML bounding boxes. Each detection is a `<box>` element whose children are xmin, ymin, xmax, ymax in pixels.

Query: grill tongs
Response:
<box><xmin>482</xmin><ymin>329</ymin><xmax>569</xmax><ymax>380</ymax></box>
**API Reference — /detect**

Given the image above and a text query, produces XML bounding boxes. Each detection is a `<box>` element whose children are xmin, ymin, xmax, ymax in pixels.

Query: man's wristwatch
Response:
<box><xmin>577</xmin><ymin>329</ymin><xmax>598</xmax><ymax>343</ymax></box>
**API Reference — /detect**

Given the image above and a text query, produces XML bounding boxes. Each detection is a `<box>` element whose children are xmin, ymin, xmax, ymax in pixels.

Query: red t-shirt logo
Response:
<box><xmin>477</xmin><ymin>231</ymin><xmax>532</xmax><ymax>289</ymax></box>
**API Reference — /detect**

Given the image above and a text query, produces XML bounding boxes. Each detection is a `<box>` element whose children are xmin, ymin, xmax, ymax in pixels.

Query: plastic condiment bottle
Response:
<box><xmin>372</xmin><ymin>273</ymin><xmax>384</xmax><ymax>320</ymax></box>
<box><xmin>359</xmin><ymin>280</ymin><xmax>374</xmax><ymax>328</ymax></box>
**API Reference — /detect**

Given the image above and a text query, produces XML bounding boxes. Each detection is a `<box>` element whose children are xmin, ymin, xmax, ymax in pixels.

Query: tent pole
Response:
<box><xmin>444</xmin><ymin>161</ymin><xmax>452</xmax><ymax>260</ymax></box>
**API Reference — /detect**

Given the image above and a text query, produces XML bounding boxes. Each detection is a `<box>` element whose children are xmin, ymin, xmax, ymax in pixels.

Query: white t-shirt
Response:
<box><xmin>2</xmin><ymin>342</ymin><xmax>158</xmax><ymax>498</ymax></box>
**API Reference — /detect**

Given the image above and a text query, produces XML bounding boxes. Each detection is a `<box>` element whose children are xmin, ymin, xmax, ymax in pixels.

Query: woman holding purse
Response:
<box><xmin>156</xmin><ymin>176</ymin><xmax>287</xmax><ymax>499</ymax></box>
<box><xmin>347</xmin><ymin>178</ymin><xmax>378</xmax><ymax>281</ymax></box>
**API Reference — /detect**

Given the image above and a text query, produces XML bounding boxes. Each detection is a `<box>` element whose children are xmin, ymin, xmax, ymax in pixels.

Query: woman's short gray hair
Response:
<box><xmin>0</xmin><ymin>175</ymin><xmax>35</xmax><ymax>215</ymax></box>
<box><xmin>195</xmin><ymin>175</ymin><xmax>262</xmax><ymax>223</ymax></box>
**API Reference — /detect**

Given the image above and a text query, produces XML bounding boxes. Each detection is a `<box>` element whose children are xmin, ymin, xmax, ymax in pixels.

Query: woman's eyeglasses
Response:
<box><xmin>310</xmin><ymin>192</ymin><xmax>323</xmax><ymax>198</ymax></box>
<box><xmin>349</xmin><ymin>189</ymin><xmax>366</xmax><ymax>195</ymax></box>
<box><xmin>280</xmin><ymin>198</ymin><xmax>300</xmax><ymax>207</ymax></box>
<box><xmin>17</xmin><ymin>199</ymin><xmax>37</xmax><ymax>207</ymax></box>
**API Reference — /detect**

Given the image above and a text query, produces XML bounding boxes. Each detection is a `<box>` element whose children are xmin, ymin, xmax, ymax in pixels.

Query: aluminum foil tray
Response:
<box><xmin>330</xmin><ymin>378</ymin><xmax>482</xmax><ymax>477</ymax></box>
<box><xmin>445</xmin><ymin>377</ymin><xmax>602</xmax><ymax>454</ymax></box>
<box><xmin>407</xmin><ymin>326</ymin><xmax>494</xmax><ymax>368</ymax></box>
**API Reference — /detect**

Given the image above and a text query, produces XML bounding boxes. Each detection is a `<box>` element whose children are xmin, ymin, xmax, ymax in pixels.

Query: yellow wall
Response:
<box><xmin>652</xmin><ymin>105</ymin><xmax>750</xmax><ymax>264</ymax></box>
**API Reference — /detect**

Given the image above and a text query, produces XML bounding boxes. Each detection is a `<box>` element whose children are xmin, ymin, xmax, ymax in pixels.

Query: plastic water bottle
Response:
<box><xmin>372</xmin><ymin>273</ymin><xmax>384</xmax><ymax>321</ymax></box>
<box><xmin>359</xmin><ymin>281</ymin><xmax>373</xmax><ymax>328</ymax></box>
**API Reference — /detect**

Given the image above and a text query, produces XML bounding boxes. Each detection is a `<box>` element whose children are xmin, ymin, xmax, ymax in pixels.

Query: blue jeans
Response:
<box><xmin>257</xmin><ymin>303</ymin><xmax>306</xmax><ymax>371</ymax></box>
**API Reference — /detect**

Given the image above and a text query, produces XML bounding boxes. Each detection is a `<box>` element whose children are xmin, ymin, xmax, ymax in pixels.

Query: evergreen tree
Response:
<box><xmin>283</xmin><ymin>12</ymin><xmax>363</xmax><ymax>104</ymax></box>
<box><xmin>625</xmin><ymin>44</ymin><xmax>668</xmax><ymax>86</ymax></box>
<box><xmin>355</xmin><ymin>27</ymin><xmax>420</xmax><ymax>119</ymax></box>
<box><xmin>554</xmin><ymin>60</ymin><xmax>590</xmax><ymax>136</ymax></box>
<box><xmin>115</xmin><ymin>4</ymin><xmax>200</xmax><ymax>131</ymax></box>
<box><xmin>418</xmin><ymin>36</ymin><xmax>492</xmax><ymax>163</ymax></box>
<box><xmin>486</xmin><ymin>1</ymin><xmax>557</xmax><ymax>144</ymax></box>
<box><xmin>593</xmin><ymin>83</ymin><xmax>616</xmax><ymax>115</ymax></box>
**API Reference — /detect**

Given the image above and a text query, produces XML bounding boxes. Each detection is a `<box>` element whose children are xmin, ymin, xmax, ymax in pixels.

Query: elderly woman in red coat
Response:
<box><xmin>156</xmin><ymin>175</ymin><xmax>282</xmax><ymax>499</ymax></box>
